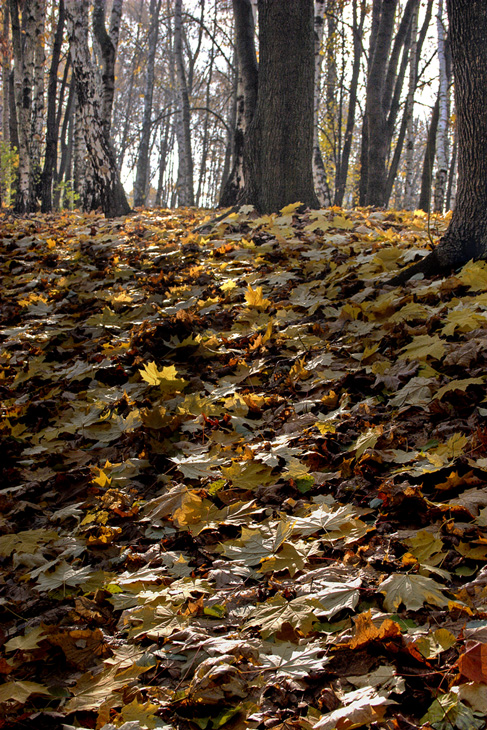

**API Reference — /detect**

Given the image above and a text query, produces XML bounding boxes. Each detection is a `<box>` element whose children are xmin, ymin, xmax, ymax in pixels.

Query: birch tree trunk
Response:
<box><xmin>31</xmin><ymin>0</ymin><xmax>46</xmax><ymax>194</ymax></box>
<box><xmin>133</xmin><ymin>0</ymin><xmax>162</xmax><ymax>207</ymax></box>
<box><xmin>403</xmin><ymin>2</ymin><xmax>418</xmax><ymax>209</ymax></box>
<box><xmin>65</xmin><ymin>0</ymin><xmax>131</xmax><ymax>217</ymax></box>
<box><xmin>1</xmin><ymin>3</ymin><xmax>11</xmax><ymax>207</ymax></box>
<box><xmin>219</xmin><ymin>0</ymin><xmax>258</xmax><ymax>207</ymax></box>
<box><xmin>434</xmin><ymin>0</ymin><xmax>450</xmax><ymax>213</ymax></box>
<box><xmin>312</xmin><ymin>0</ymin><xmax>331</xmax><ymax>207</ymax></box>
<box><xmin>41</xmin><ymin>0</ymin><xmax>65</xmax><ymax>212</ymax></box>
<box><xmin>9</xmin><ymin>0</ymin><xmax>36</xmax><ymax>213</ymax></box>
<box><xmin>174</xmin><ymin>0</ymin><xmax>194</xmax><ymax>206</ymax></box>
<box><xmin>92</xmin><ymin>0</ymin><xmax>123</xmax><ymax>136</ymax></box>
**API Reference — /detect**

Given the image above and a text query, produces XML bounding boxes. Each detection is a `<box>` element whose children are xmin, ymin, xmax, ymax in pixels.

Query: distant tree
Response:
<box><xmin>133</xmin><ymin>0</ymin><xmax>162</xmax><ymax>207</ymax></box>
<box><xmin>391</xmin><ymin>0</ymin><xmax>487</xmax><ymax>283</ymax></box>
<box><xmin>243</xmin><ymin>0</ymin><xmax>319</xmax><ymax>213</ymax></box>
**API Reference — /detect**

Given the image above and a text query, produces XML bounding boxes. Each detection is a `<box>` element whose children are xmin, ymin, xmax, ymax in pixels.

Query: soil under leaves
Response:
<box><xmin>2</xmin><ymin>203</ymin><xmax>487</xmax><ymax>730</ymax></box>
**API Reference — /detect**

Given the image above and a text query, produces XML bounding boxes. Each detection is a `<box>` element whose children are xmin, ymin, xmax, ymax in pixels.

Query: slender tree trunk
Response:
<box><xmin>312</xmin><ymin>0</ymin><xmax>331</xmax><ymax>207</ymax></box>
<box><xmin>219</xmin><ymin>0</ymin><xmax>257</xmax><ymax>207</ymax></box>
<box><xmin>417</xmin><ymin>99</ymin><xmax>439</xmax><ymax>212</ymax></box>
<box><xmin>334</xmin><ymin>0</ymin><xmax>365</xmax><ymax>206</ymax></box>
<box><xmin>65</xmin><ymin>0</ymin><xmax>130</xmax><ymax>217</ymax></box>
<box><xmin>433</xmin><ymin>0</ymin><xmax>449</xmax><ymax>213</ymax></box>
<box><xmin>53</xmin><ymin>76</ymin><xmax>74</xmax><ymax>209</ymax></box>
<box><xmin>133</xmin><ymin>0</ymin><xmax>162</xmax><ymax>207</ymax></box>
<box><xmin>403</xmin><ymin>2</ymin><xmax>418</xmax><ymax>209</ymax></box>
<box><xmin>41</xmin><ymin>0</ymin><xmax>65</xmax><ymax>212</ymax></box>
<box><xmin>196</xmin><ymin>1</ymin><xmax>217</xmax><ymax>206</ymax></box>
<box><xmin>92</xmin><ymin>0</ymin><xmax>123</xmax><ymax>136</ymax></box>
<box><xmin>390</xmin><ymin>0</ymin><xmax>487</xmax><ymax>283</ymax></box>
<box><xmin>174</xmin><ymin>0</ymin><xmax>194</xmax><ymax>206</ymax></box>
<box><xmin>219</xmin><ymin>47</ymin><xmax>238</xmax><ymax>205</ymax></box>
<box><xmin>30</xmin><ymin>0</ymin><xmax>46</xmax><ymax>197</ymax></box>
<box><xmin>1</xmin><ymin>3</ymin><xmax>11</xmax><ymax>206</ymax></box>
<box><xmin>243</xmin><ymin>0</ymin><xmax>319</xmax><ymax>213</ymax></box>
<box><xmin>445</xmin><ymin>129</ymin><xmax>457</xmax><ymax>212</ymax></box>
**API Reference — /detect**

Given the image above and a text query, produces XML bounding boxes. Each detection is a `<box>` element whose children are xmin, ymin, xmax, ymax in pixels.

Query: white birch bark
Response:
<box><xmin>434</xmin><ymin>0</ymin><xmax>449</xmax><ymax>213</ymax></box>
<box><xmin>9</xmin><ymin>0</ymin><xmax>36</xmax><ymax>212</ymax></box>
<box><xmin>65</xmin><ymin>0</ymin><xmax>130</xmax><ymax>217</ymax></box>
<box><xmin>313</xmin><ymin>0</ymin><xmax>332</xmax><ymax>207</ymax></box>
<box><xmin>31</xmin><ymin>0</ymin><xmax>46</xmax><ymax>186</ymax></box>
<box><xmin>403</xmin><ymin>1</ymin><xmax>418</xmax><ymax>210</ymax></box>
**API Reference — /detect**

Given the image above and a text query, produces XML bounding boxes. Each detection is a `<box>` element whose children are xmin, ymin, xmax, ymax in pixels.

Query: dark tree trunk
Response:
<box><xmin>219</xmin><ymin>0</ymin><xmax>258</xmax><ymax>207</ymax></box>
<box><xmin>243</xmin><ymin>0</ymin><xmax>319</xmax><ymax>213</ymax></box>
<box><xmin>40</xmin><ymin>0</ymin><xmax>65</xmax><ymax>212</ymax></box>
<box><xmin>417</xmin><ymin>97</ymin><xmax>439</xmax><ymax>212</ymax></box>
<box><xmin>390</xmin><ymin>0</ymin><xmax>487</xmax><ymax>284</ymax></box>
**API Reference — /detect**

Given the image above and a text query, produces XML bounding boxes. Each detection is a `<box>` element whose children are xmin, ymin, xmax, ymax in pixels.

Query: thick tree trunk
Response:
<box><xmin>133</xmin><ymin>0</ymin><xmax>162</xmax><ymax>207</ymax></box>
<box><xmin>390</xmin><ymin>0</ymin><xmax>487</xmax><ymax>284</ymax></box>
<box><xmin>243</xmin><ymin>0</ymin><xmax>319</xmax><ymax>213</ymax></box>
<box><xmin>219</xmin><ymin>0</ymin><xmax>258</xmax><ymax>207</ymax></box>
<box><xmin>65</xmin><ymin>0</ymin><xmax>130</xmax><ymax>217</ymax></box>
<box><xmin>174</xmin><ymin>0</ymin><xmax>194</xmax><ymax>206</ymax></box>
<box><xmin>41</xmin><ymin>0</ymin><xmax>65</xmax><ymax>212</ymax></box>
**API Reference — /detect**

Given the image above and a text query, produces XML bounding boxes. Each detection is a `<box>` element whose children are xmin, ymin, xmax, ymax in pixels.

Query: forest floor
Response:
<box><xmin>2</xmin><ymin>204</ymin><xmax>487</xmax><ymax>730</ymax></box>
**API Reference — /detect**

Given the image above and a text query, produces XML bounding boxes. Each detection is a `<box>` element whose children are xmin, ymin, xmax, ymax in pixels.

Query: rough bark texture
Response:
<box><xmin>390</xmin><ymin>0</ymin><xmax>487</xmax><ymax>284</ymax></box>
<box><xmin>133</xmin><ymin>0</ymin><xmax>161</xmax><ymax>207</ymax></box>
<box><xmin>243</xmin><ymin>0</ymin><xmax>319</xmax><ymax>213</ymax></box>
<box><xmin>65</xmin><ymin>0</ymin><xmax>130</xmax><ymax>218</ymax></box>
<box><xmin>219</xmin><ymin>0</ymin><xmax>258</xmax><ymax>207</ymax></box>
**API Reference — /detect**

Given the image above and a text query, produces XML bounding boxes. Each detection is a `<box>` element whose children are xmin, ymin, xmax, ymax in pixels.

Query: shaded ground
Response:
<box><xmin>1</xmin><ymin>204</ymin><xmax>487</xmax><ymax>730</ymax></box>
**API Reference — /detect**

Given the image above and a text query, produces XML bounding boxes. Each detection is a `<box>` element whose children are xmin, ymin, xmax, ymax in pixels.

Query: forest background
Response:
<box><xmin>0</xmin><ymin>0</ymin><xmax>452</xmax><ymax>219</ymax></box>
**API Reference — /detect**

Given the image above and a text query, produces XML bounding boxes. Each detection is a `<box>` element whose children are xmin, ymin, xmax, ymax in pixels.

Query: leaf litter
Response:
<box><xmin>2</xmin><ymin>206</ymin><xmax>487</xmax><ymax>728</ymax></box>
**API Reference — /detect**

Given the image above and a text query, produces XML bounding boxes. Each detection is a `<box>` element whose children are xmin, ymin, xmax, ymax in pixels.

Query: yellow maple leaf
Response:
<box><xmin>399</xmin><ymin>334</ymin><xmax>445</xmax><ymax>361</ymax></box>
<box><xmin>280</xmin><ymin>201</ymin><xmax>303</xmax><ymax>215</ymax></box>
<box><xmin>244</xmin><ymin>284</ymin><xmax>271</xmax><ymax>310</ymax></box>
<box><xmin>139</xmin><ymin>362</ymin><xmax>188</xmax><ymax>391</ymax></box>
